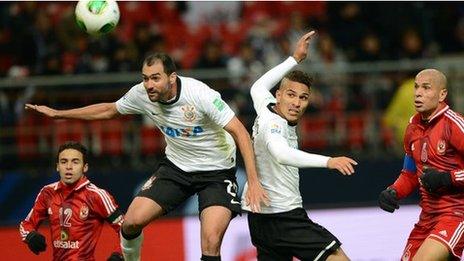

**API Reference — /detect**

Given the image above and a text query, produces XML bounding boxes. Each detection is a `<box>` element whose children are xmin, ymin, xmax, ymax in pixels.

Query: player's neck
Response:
<box><xmin>420</xmin><ymin>103</ymin><xmax>445</xmax><ymax>122</ymax></box>
<box><xmin>161</xmin><ymin>82</ymin><xmax>177</xmax><ymax>102</ymax></box>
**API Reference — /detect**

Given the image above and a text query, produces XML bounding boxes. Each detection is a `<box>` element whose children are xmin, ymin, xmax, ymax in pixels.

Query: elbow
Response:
<box><xmin>250</xmin><ymin>84</ymin><xmax>261</xmax><ymax>96</ymax></box>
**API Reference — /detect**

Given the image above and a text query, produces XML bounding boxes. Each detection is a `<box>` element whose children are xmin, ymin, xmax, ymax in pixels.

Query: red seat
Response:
<box><xmin>346</xmin><ymin>113</ymin><xmax>366</xmax><ymax>149</ymax></box>
<box><xmin>16</xmin><ymin>114</ymin><xmax>39</xmax><ymax>159</ymax></box>
<box><xmin>140</xmin><ymin>125</ymin><xmax>164</xmax><ymax>155</ymax></box>
<box><xmin>90</xmin><ymin>119</ymin><xmax>124</xmax><ymax>156</ymax></box>
<box><xmin>300</xmin><ymin>114</ymin><xmax>331</xmax><ymax>150</ymax></box>
<box><xmin>53</xmin><ymin>120</ymin><xmax>86</xmax><ymax>147</ymax></box>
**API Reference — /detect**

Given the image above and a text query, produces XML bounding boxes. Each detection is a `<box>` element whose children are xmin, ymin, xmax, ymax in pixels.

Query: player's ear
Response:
<box><xmin>83</xmin><ymin>163</ymin><xmax>89</xmax><ymax>173</ymax></box>
<box><xmin>439</xmin><ymin>88</ymin><xmax>447</xmax><ymax>102</ymax></box>
<box><xmin>56</xmin><ymin>163</ymin><xmax>59</xmax><ymax>172</ymax></box>
<box><xmin>169</xmin><ymin>72</ymin><xmax>177</xmax><ymax>85</ymax></box>
<box><xmin>276</xmin><ymin>89</ymin><xmax>282</xmax><ymax>103</ymax></box>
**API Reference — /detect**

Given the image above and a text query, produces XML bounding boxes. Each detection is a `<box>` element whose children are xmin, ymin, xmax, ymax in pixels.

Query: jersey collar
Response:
<box><xmin>411</xmin><ymin>103</ymin><xmax>449</xmax><ymax>125</ymax></box>
<box><xmin>54</xmin><ymin>176</ymin><xmax>90</xmax><ymax>191</ymax></box>
<box><xmin>159</xmin><ymin>76</ymin><xmax>182</xmax><ymax>105</ymax></box>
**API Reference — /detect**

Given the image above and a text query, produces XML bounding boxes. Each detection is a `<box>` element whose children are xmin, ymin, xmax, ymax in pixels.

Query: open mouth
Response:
<box><xmin>414</xmin><ymin>100</ymin><xmax>423</xmax><ymax>107</ymax></box>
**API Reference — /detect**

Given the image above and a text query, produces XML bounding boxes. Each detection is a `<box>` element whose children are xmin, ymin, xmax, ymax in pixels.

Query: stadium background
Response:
<box><xmin>0</xmin><ymin>1</ymin><xmax>463</xmax><ymax>260</ymax></box>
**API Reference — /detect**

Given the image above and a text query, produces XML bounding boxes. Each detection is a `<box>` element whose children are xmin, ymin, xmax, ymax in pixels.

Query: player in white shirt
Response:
<box><xmin>242</xmin><ymin>31</ymin><xmax>357</xmax><ymax>260</ymax></box>
<box><xmin>25</xmin><ymin>53</ymin><xmax>269</xmax><ymax>261</ymax></box>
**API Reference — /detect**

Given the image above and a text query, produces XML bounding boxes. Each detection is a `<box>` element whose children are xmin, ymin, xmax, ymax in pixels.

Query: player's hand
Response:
<box><xmin>107</xmin><ymin>252</ymin><xmax>124</xmax><ymax>261</ymax></box>
<box><xmin>327</xmin><ymin>157</ymin><xmax>357</xmax><ymax>175</ymax></box>
<box><xmin>420</xmin><ymin>168</ymin><xmax>452</xmax><ymax>193</ymax></box>
<box><xmin>25</xmin><ymin>104</ymin><xmax>58</xmax><ymax>118</ymax></box>
<box><xmin>25</xmin><ymin>231</ymin><xmax>46</xmax><ymax>255</ymax></box>
<box><xmin>245</xmin><ymin>182</ymin><xmax>270</xmax><ymax>213</ymax></box>
<box><xmin>378</xmin><ymin>188</ymin><xmax>399</xmax><ymax>213</ymax></box>
<box><xmin>292</xmin><ymin>30</ymin><xmax>316</xmax><ymax>63</ymax></box>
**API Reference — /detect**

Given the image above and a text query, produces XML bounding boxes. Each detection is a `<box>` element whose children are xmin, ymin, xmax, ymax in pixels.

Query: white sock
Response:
<box><xmin>120</xmin><ymin>231</ymin><xmax>143</xmax><ymax>261</ymax></box>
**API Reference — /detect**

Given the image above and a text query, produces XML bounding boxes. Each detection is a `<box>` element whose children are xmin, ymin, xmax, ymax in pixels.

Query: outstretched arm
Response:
<box><xmin>250</xmin><ymin>31</ymin><xmax>316</xmax><ymax>112</ymax></box>
<box><xmin>267</xmin><ymin>137</ymin><xmax>357</xmax><ymax>175</ymax></box>
<box><xmin>224</xmin><ymin>116</ymin><xmax>269</xmax><ymax>212</ymax></box>
<box><xmin>25</xmin><ymin>102</ymin><xmax>119</xmax><ymax>120</ymax></box>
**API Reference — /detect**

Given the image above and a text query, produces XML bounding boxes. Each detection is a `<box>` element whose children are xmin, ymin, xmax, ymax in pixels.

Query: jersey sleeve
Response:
<box><xmin>197</xmin><ymin>87</ymin><xmax>235</xmax><ymax>127</ymax></box>
<box><xmin>447</xmin><ymin>111</ymin><xmax>464</xmax><ymax>186</ymax></box>
<box><xmin>264</xmin><ymin>119</ymin><xmax>329</xmax><ymax>168</ymax></box>
<box><xmin>88</xmin><ymin>185</ymin><xmax>123</xmax><ymax>232</ymax></box>
<box><xmin>19</xmin><ymin>187</ymin><xmax>50</xmax><ymax>241</ymax></box>
<box><xmin>390</xmin><ymin>154</ymin><xmax>419</xmax><ymax>199</ymax></box>
<box><xmin>115</xmin><ymin>83</ymin><xmax>145</xmax><ymax>115</ymax></box>
<box><xmin>389</xmin><ymin>125</ymin><xmax>419</xmax><ymax>199</ymax></box>
<box><xmin>250</xmin><ymin>56</ymin><xmax>297</xmax><ymax>113</ymax></box>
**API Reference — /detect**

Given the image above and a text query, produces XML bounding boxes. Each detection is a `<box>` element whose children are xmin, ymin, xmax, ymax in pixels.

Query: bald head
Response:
<box><xmin>416</xmin><ymin>69</ymin><xmax>447</xmax><ymax>90</ymax></box>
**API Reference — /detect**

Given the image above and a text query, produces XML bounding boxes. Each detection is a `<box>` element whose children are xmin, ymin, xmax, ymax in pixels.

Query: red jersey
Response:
<box><xmin>391</xmin><ymin>103</ymin><xmax>464</xmax><ymax>222</ymax></box>
<box><xmin>19</xmin><ymin>177</ymin><xmax>123</xmax><ymax>261</ymax></box>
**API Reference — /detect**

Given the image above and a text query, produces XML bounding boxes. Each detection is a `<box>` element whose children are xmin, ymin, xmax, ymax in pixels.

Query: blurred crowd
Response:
<box><xmin>0</xmin><ymin>2</ymin><xmax>463</xmax><ymax>77</ymax></box>
<box><xmin>0</xmin><ymin>2</ymin><xmax>464</xmax><ymax>164</ymax></box>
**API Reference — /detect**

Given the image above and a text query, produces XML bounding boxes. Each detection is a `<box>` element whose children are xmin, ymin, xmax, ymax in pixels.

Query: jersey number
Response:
<box><xmin>224</xmin><ymin>179</ymin><xmax>240</xmax><ymax>204</ymax></box>
<box><xmin>59</xmin><ymin>207</ymin><xmax>72</xmax><ymax>227</ymax></box>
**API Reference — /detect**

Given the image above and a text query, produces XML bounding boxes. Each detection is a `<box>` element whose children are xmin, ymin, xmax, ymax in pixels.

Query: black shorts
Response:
<box><xmin>137</xmin><ymin>158</ymin><xmax>241</xmax><ymax>217</ymax></box>
<box><xmin>247</xmin><ymin>208</ymin><xmax>341</xmax><ymax>261</ymax></box>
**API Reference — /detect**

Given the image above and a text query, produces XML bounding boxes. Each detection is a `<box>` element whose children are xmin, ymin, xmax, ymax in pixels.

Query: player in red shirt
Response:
<box><xmin>19</xmin><ymin>141</ymin><xmax>124</xmax><ymax>261</ymax></box>
<box><xmin>379</xmin><ymin>69</ymin><xmax>464</xmax><ymax>260</ymax></box>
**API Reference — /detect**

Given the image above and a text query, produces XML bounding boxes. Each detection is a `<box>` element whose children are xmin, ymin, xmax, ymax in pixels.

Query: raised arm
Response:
<box><xmin>25</xmin><ymin>102</ymin><xmax>119</xmax><ymax>120</ymax></box>
<box><xmin>250</xmin><ymin>31</ymin><xmax>316</xmax><ymax>112</ymax></box>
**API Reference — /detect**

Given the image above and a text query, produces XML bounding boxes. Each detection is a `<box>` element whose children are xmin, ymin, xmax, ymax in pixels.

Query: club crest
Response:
<box><xmin>79</xmin><ymin>205</ymin><xmax>89</xmax><ymax>220</ymax></box>
<box><xmin>437</xmin><ymin>139</ymin><xmax>446</xmax><ymax>155</ymax></box>
<box><xmin>181</xmin><ymin>105</ymin><xmax>196</xmax><ymax>122</ymax></box>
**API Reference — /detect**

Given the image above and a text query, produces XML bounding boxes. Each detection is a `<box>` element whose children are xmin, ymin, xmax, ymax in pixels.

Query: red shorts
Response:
<box><xmin>401</xmin><ymin>217</ymin><xmax>464</xmax><ymax>260</ymax></box>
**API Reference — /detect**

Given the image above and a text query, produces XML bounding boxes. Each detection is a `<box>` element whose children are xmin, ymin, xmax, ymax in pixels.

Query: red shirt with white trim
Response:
<box><xmin>391</xmin><ymin>103</ymin><xmax>464</xmax><ymax>221</ymax></box>
<box><xmin>19</xmin><ymin>177</ymin><xmax>123</xmax><ymax>261</ymax></box>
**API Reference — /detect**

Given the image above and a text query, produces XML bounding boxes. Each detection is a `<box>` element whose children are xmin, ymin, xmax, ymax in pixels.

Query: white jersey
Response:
<box><xmin>116</xmin><ymin>76</ymin><xmax>236</xmax><ymax>172</ymax></box>
<box><xmin>242</xmin><ymin>57</ymin><xmax>329</xmax><ymax>213</ymax></box>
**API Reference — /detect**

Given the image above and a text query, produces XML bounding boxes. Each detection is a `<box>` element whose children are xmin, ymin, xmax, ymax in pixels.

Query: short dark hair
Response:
<box><xmin>282</xmin><ymin>70</ymin><xmax>313</xmax><ymax>90</ymax></box>
<box><xmin>57</xmin><ymin>141</ymin><xmax>88</xmax><ymax>164</ymax></box>
<box><xmin>143</xmin><ymin>52</ymin><xmax>177</xmax><ymax>75</ymax></box>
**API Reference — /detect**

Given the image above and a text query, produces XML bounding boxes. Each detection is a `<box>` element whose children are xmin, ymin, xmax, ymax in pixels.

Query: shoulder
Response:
<box><xmin>35</xmin><ymin>182</ymin><xmax>58</xmax><ymax>199</ymax></box>
<box><xmin>43</xmin><ymin>182</ymin><xmax>59</xmax><ymax>192</ymax></box>
<box><xmin>83</xmin><ymin>183</ymin><xmax>112</xmax><ymax>199</ymax></box>
<box><xmin>444</xmin><ymin>109</ymin><xmax>464</xmax><ymax>134</ymax></box>
<box><xmin>259</xmin><ymin>108</ymin><xmax>286</xmax><ymax>129</ymax></box>
<box><xmin>179</xmin><ymin>76</ymin><xmax>215</xmax><ymax>94</ymax></box>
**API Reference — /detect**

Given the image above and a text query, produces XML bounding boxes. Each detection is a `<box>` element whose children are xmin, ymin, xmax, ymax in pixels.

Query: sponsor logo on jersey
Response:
<box><xmin>181</xmin><ymin>105</ymin><xmax>197</xmax><ymax>122</ymax></box>
<box><xmin>437</xmin><ymin>139</ymin><xmax>446</xmax><ymax>155</ymax></box>
<box><xmin>270</xmin><ymin>123</ymin><xmax>282</xmax><ymax>134</ymax></box>
<box><xmin>60</xmin><ymin>230</ymin><xmax>69</xmax><ymax>241</ymax></box>
<box><xmin>53</xmin><ymin>240</ymin><xmax>80</xmax><ymax>249</ymax></box>
<box><xmin>79</xmin><ymin>205</ymin><xmax>89</xmax><ymax>220</ymax></box>
<box><xmin>213</xmin><ymin>98</ymin><xmax>225</xmax><ymax>111</ymax></box>
<box><xmin>160</xmin><ymin>125</ymin><xmax>204</xmax><ymax>138</ymax></box>
<box><xmin>141</xmin><ymin>175</ymin><xmax>156</xmax><ymax>191</ymax></box>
